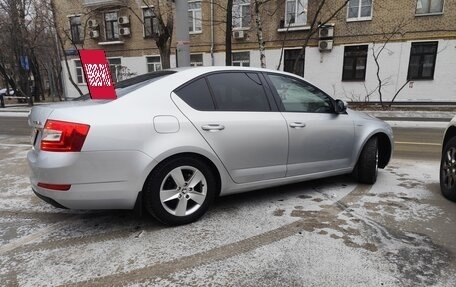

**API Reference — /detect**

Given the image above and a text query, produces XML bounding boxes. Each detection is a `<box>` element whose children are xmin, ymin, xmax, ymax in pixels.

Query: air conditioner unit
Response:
<box><xmin>319</xmin><ymin>26</ymin><xmax>334</xmax><ymax>38</ymax></box>
<box><xmin>88</xmin><ymin>19</ymin><xmax>98</xmax><ymax>28</ymax></box>
<box><xmin>119</xmin><ymin>27</ymin><xmax>130</xmax><ymax>36</ymax></box>
<box><xmin>319</xmin><ymin>40</ymin><xmax>333</xmax><ymax>51</ymax></box>
<box><xmin>118</xmin><ymin>16</ymin><xmax>129</xmax><ymax>25</ymax></box>
<box><xmin>89</xmin><ymin>30</ymin><xmax>99</xmax><ymax>39</ymax></box>
<box><xmin>233</xmin><ymin>30</ymin><xmax>245</xmax><ymax>39</ymax></box>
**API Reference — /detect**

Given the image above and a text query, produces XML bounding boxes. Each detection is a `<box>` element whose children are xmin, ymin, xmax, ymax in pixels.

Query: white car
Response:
<box><xmin>440</xmin><ymin>118</ymin><xmax>456</xmax><ymax>201</ymax></box>
<box><xmin>28</xmin><ymin>67</ymin><xmax>393</xmax><ymax>225</ymax></box>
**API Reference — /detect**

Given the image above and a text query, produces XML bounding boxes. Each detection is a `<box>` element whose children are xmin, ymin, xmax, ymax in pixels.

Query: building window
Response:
<box><xmin>347</xmin><ymin>0</ymin><xmax>373</xmax><ymax>21</ymax></box>
<box><xmin>74</xmin><ymin>60</ymin><xmax>85</xmax><ymax>84</ymax></box>
<box><xmin>104</xmin><ymin>11</ymin><xmax>119</xmax><ymax>41</ymax></box>
<box><xmin>143</xmin><ymin>7</ymin><xmax>159</xmax><ymax>37</ymax></box>
<box><xmin>283</xmin><ymin>49</ymin><xmax>304</xmax><ymax>77</ymax></box>
<box><xmin>232</xmin><ymin>0</ymin><xmax>251</xmax><ymax>29</ymax></box>
<box><xmin>108</xmin><ymin>58</ymin><xmax>121</xmax><ymax>82</ymax></box>
<box><xmin>407</xmin><ymin>42</ymin><xmax>438</xmax><ymax>80</ymax></box>
<box><xmin>146</xmin><ymin>56</ymin><xmax>162</xmax><ymax>72</ymax></box>
<box><xmin>285</xmin><ymin>0</ymin><xmax>307</xmax><ymax>26</ymax></box>
<box><xmin>190</xmin><ymin>54</ymin><xmax>203</xmax><ymax>66</ymax></box>
<box><xmin>342</xmin><ymin>45</ymin><xmax>368</xmax><ymax>81</ymax></box>
<box><xmin>416</xmin><ymin>0</ymin><xmax>444</xmax><ymax>15</ymax></box>
<box><xmin>232</xmin><ymin>52</ymin><xmax>250</xmax><ymax>66</ymax></box>
<box><xmin>69</xmin><ymin>15</ymin><xmax>83</xmax><ymax>44</ymax></box>
<box><xmin>188</xmin><ymin>1</ymin><xmax>202</xmax><ymax>33</ymax></box>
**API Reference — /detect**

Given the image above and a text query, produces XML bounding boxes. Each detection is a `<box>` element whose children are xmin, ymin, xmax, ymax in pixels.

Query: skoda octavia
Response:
<box><xmin>28</xmin><ymin>67</ymin><xmax>393</xmax><ymax>225</ymax></box>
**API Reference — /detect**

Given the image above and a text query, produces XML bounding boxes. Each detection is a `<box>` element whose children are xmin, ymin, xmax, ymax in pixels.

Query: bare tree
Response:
<box><xmin>0</xmin><ymin>0</ymin><xmax>64</xmax><ymax>104</ymax></box>
<box><xmin>370</xmin><ymin>17</ymin><xmax>409</xmax><ymax>106</ymax></box>
<box><xmin>252</xmin><ymin>0</ymin><xmax>267</xmax><ymax>68</ymax></box>
<box><xmin>292</xmin><ymin>0</ymin><xmax>350</xmax><ymax>75</ymax></box>
<box><xmin>225</xmin><ymin>0</ymin><xmax>233</xmax><ymax>65</ymax></box>
<box><xmin>144</xmin><ymin>0</ymin><xmax>174</xmax><ymax>69</ymax></box>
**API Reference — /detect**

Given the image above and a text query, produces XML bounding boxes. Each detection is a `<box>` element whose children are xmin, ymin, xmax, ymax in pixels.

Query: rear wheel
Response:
<box><xmin>143</xmin><ymin>157</ymin><xmax>216</xmax><ymax>225</ymax></box>
<box><xmin>440</xmin><ymin>137</ymin><xmax>456</xmax><ymax>201</ymax></box>
<box><xmin>354</xmin><ymin>137</ymin><xmax>378</xmax><ymax>184</ymax></box>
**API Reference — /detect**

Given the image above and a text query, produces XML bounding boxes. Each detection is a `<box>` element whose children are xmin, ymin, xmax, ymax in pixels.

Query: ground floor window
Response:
<box><xmin>74</xmin><ymin>60</ymin><xmax>85</xmax><ymax>84</ymax></box>
<box><xmin>108</xmin><ymin>58</ymin><xmax>121</xmax><ymax>83</ymax></box>
<box><xmin>342</xmin><ymin>45</ymin><xmax>368</xmax><ymax>81</ymax></box>
<box><xmin>232</xmin><ymin>51</ymin><xmax>250</xmax><ymax>67</ymax></box>
<box><xmin>407</xmin><ymin>41</ymin><xmax>438</xmax><ymax>80</ymax></box>
<box><xmin>190</xmin><ymin>54</ymin><xmax>203</xmax><ymax>66</ymax></box>
<box><xmin>284</xmin><ymin>49</ymin><xmax>304</xmax><ymax>77</ymax></box>
<box><xmin>146</xmin><ymin>56</ymin><xmax>162</xmax><ymax>72</ymax></box>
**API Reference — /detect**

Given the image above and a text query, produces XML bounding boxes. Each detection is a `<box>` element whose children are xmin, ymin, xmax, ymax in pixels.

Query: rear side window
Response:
<box><xmin>206</xmin><ymin>72</ymin><xmax>270</xmax><ymax>112</ymax></box>
<box><xmin>175</xmin><ymin>78</ymin><xmax>215</xmax><ymax>111</ymax></box>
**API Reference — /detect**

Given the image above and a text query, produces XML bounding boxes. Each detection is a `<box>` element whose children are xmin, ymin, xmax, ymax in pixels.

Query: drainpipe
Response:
<box><xmin>210</xmin><ymin>0</ymin><xmax>214</xmax><ymax>66</ymax></box>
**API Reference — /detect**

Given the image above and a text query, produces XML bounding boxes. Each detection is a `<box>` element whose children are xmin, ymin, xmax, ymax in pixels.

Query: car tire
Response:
<box><xmin>354</xmin><ymin>136</ymin><xmax>378</xmax><ymax>184</ymax></box>
<box><xmin>440</xmin><ymin>137</ymin><xmax>456</xmax><ymax>202</ymax></box>
<box><xmin>143</xmin><ymin>156</ymin><xmax>217</xmax><ymax>226</ymax></box>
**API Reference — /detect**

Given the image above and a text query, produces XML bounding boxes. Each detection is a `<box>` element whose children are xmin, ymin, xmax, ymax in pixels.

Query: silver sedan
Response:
<box><xmin>27</xmin><ymin>67</ymin><xmax>393</xmax><ymax>225</ymax></box>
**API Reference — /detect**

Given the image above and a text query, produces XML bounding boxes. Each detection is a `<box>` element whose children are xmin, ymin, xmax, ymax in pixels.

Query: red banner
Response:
<box><xmin>78</xmin><ymin>49</ymin><xmax>117</xmax><ymax>100</ymax></box>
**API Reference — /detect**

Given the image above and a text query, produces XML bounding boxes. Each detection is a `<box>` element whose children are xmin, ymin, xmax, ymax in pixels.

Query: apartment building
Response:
<box><xmin>55</xmin><ymin>0</ymin><xmax>456</xmax><ymax>102</ymax></box>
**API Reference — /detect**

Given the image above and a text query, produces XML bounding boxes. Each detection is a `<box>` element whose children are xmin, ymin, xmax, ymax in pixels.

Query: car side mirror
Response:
<box><xmin>334</xmin><ymin>99</ymin><xmax>347</xmax><ymax>114</ymax></box>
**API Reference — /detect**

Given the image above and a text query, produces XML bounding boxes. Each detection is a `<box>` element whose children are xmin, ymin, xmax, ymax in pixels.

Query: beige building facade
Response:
<box><xmin>55</xmin><ymin>0</ymin><xmax>456</xmax><ymax>102</ymax></box>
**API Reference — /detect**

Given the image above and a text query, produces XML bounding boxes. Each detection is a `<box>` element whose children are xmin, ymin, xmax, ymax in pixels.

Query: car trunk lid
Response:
<box><xmin>28</xmin><ymin>100</ymin><xmax>108</xmax><ymax>149</ymax></box>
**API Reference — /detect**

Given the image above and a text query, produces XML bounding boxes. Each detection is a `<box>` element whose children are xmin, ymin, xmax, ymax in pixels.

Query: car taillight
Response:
<box><xmin>41</xmin><ymin>120</ymin><xmax>90</xmax><ymax>152</ymax></box>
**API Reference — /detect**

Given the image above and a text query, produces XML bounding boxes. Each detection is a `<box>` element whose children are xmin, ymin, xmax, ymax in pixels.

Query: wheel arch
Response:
<box><xmin>377</xmin><ymin>132</ymin><xmax>392</xmax><ymax>168</ymax></box>
<box><xmin>142</xmin><ymin>152</ymin><xmax>223</xmax><ymax>198</ymax></box>
<box><xmin>355</xmin><ymin>132</ymin><xmax>392</xmax><ymax>169</ymax></box>
<box><xmin>442</xmin><ymin>126</ymin><xmax>456</xmax><ymax>154</ymax></box>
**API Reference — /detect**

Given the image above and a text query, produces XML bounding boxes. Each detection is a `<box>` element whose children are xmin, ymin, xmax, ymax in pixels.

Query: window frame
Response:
<box><xmin>146</xmin><ymin>56</ymin><xmax>162</xmax><ymax>72</ymax></box>
<box><xmin>206</xmin><ymin>72</ymin><xmax>272</xmax><ymax>112</ymax></box>
<box><xmin>232</xmin><ymin>0</ymin><xmax>251</xmax><ymax>30</ymax></box>
<box><xmin>69</xmin><ymin>15</ymin><xmax>83</xmax><ymax>44</ymax></box>
<box><xmin>283</xmin><ymin>48</ymin><xmax>304</xmax><ymax>77</ymax></box>
<box><xmin>285</xmin><ymin>0</ymin><xmax>308</xmax><ymax>27</ymax></box>
<box><xmin>74</xmin><ymin>60</ymin><xmax>85</xmax><ymax>84</ymax></box>
<box><xmin>190</xmin><ymin>54</ymin><xmax>204</xmax><ymax>67</ymax></box>
<box><xmin>265</xmin><ymin>72</ymin><xmax>336</xmax><ymax>114</ymax></box>
<box><xmin>142</xmin><ymin>7</ymin><xmax>159</xmax><ymax>38</ymax></box>
<box><xmin>342</xmin><ymin>45</ymin><xmax>369</xmax><ymax>82</ymax></box>
<box><xmin>407</xmin><ymin>41</ymin><xmax>438</xmax><ymax>81</ymax></box>
<box><xmin>346</xmin><ymin>0</ymin><xmax>373</xmax><ymax>22</ymax></box>
<box><xmin>104</xmin><ymin>11</ymin><xmax>119</xmax><ymax>41</ymax></box>
<box><xmin>232</xmin><ymin>51</ymin><xmax>250</xmax><ymax>67</ymax></box>
<box><xmin>108</xmin><ymin>57</ymin><xmax>122</xmax><ymax>83</ymax></box>
<box><xmin>415</xmin><ymin>0</ymin><xmax>444</xmax><ymax>16</ymax></box>
<box><xmin>174</xmin><ymin>77</ymin><xmax>216</xmax><ymax>111</ymax></box>
<box><xmin>188</xmin><ymin>0</ymin><xmax>202</xmax><ymax>34</ymax></box>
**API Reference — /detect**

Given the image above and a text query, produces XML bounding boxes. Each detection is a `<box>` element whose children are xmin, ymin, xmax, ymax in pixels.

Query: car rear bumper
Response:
<box><xmin>27</xmin><ymin>149</ymin><xmax>157</xmax><ymax>210</ymax></box>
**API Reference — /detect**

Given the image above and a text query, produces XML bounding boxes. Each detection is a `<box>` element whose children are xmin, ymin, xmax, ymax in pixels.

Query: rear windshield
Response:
<box><xmin>73</xmin><ymin>70</ymin><xmax>176</xmax><ymax>101</ymax></box>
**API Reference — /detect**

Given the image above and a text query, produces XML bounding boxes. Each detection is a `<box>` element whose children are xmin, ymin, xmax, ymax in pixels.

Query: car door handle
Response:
<box><xmin>202</xmin><ymin>124</ymin><xmax>225</xmax><ymax>131</ymax></box>
<box><xmin>289</xmin><ymin>122</ymin><xmax>306</xmax><ymax>128</ymax></box>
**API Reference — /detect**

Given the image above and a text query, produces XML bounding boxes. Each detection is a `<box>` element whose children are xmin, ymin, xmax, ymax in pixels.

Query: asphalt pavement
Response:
<box><xmin>0</xmin><ymin>134</ymin><xmax>455</xmax><ymax>286</ymax></box>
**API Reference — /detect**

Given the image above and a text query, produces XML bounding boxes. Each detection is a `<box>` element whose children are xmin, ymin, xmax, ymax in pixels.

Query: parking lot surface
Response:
<box><xmin>0</xmin><ymin>134</ymin><xmax>455</xmax><ymax>286</ymax></box>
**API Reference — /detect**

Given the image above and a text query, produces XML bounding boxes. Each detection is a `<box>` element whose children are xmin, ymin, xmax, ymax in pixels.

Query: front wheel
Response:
<box><xmin>440</xmin><ymin>137</ymin><xmax>456</xmax><ymax>201</ymax></box>
<box><xmin>143</xmin><ymin>157</ymin><xmax>217</xmax><ymax>226</ymax></box>
<box><xmin>353</xmin><ymin>137</ymin><xmax>378</xmax><ymax>184</ymax></box>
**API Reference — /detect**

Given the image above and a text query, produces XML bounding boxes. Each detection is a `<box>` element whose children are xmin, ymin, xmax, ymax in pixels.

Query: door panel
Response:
<box><xmin>172</xmin><ymin>72</ymin><xmax>288</xmax><ymax>184</ymax></box>
<box><xmin>266</xmin><ymin>73</ymin><xmax>355</xmax><ymax>176</ymax></box>
<box><xmin>283</xmin><ymin>112</ymin><xmax>355</xmax><ymax>176</ymax></box>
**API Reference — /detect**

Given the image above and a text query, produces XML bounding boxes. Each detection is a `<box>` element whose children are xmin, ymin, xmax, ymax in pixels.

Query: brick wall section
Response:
<box><xmin>54</xmin><ymin>0</ymin><xmax>456</xmax><ymax>58</ymax></box>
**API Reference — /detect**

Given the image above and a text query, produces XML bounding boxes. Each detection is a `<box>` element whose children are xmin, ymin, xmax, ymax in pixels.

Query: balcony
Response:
<box><xmin>83</xmin><ymin>0</ymin><xmax>123</xmax><ymax>8</ymax></box>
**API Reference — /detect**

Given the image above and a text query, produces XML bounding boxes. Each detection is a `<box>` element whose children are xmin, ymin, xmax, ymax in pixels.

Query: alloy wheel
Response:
<box><xmin>159</xmin><ymin>166</ymin><xmax>207</xmax><ymax>217</ymax></box>
<box><xmin>442</xmin><ymin>147</ymin><xmax>456</xmax><ymax>190</ymax></box>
